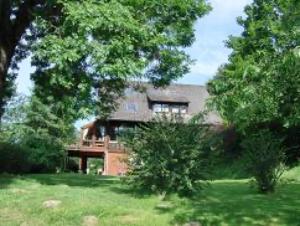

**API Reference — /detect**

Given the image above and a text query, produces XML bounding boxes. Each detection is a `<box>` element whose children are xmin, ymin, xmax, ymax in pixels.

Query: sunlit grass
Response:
<box><xmin>0</xmin><ymin>167</ymin><xmax>299</xmax><ymax>226</ymax></box>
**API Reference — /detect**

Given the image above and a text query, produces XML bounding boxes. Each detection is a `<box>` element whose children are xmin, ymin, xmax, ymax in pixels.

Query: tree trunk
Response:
<box><xmin>0</xmin><ymin>43</ymin><xmax>9</xmax><ymax>122</ymax></box>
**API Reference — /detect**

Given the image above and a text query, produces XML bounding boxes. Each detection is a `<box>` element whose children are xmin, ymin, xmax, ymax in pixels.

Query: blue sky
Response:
<box><xmin>16</xmin><ymin>0</ymin><xmax>252</xmax><ymax>95</ymax></box>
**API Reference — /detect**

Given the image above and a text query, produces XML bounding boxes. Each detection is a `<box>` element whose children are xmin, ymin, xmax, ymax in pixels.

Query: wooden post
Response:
<box><xmin>80</xmin><ymin>128</ymin><xmax>84</xmax><ymax>147</ymax></box>
<box><xmin>104</xmin><ymin>135</ymin><xmax>110</xmax><ymax>149</ymax></box>
<box><xmin>92</xmin><ymin>134</ymin><xmax>96</xmax><ymax>147</ymax></box>
<box><xmin>103</xmin><ymin>153</ymin><xmax>108</xmax><ymax>175</ymax></box>
<box><xmin>79</xmin><ymin>156</ymin><xmax>87</xmax><ymax>173</ymax></box>
<box><xmin>103</xmin><ymin>135</ymin><xmax>110</xmax><ymax>175</ymax></box>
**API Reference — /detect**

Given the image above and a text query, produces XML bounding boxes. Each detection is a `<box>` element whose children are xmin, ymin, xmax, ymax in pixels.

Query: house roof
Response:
<box><xmin>107</xmin><ymin>83</ymin><xmax>222</xmax><ymax>125</ymax></box>
<box><xmin>147</xmin><ymin>91</ymin><xmax>189</xmax><ymax>103</ymax></box>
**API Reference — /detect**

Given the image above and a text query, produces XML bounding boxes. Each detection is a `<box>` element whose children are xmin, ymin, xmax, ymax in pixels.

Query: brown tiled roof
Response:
<box><xmin>107</xmin><ymin>83</ymin><xmax>222</xmax><ymax>124</ymax></box>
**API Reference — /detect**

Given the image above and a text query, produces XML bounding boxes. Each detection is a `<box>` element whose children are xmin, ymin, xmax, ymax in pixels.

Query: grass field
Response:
<box><xmin>0</xmin><ymin>167</ymin><xmax>299</xmax><ymax>226</ymax></box>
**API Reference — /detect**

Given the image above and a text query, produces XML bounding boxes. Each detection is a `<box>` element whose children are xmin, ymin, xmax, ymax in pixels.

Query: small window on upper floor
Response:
<box><xmin>171</xmin><ymin>105</ymin><xmax>180</xmax><ymax>114</ymax></box>
<box><xmin>126</xmin><ymin>102</ymin><xmax>138</xmax><ymax>112</ymax></box>
<box><xmin>180</xmin><ymin>105</ymin><xmax>187</xmax><ymax>114</ymax></box>
<box><xmin>153</xmin><ymin>104</ymin><xmax>162</xmax><ymax>113</ymax></box>
<box><xmin>152</xmin><ymin>103</ymin><xmax>188</xmax><ymax>114</ymax></box>
<box><xmin>161</xmin><ymin>104</ymin><xmax>169</xmax><ymax>113</ymax></box>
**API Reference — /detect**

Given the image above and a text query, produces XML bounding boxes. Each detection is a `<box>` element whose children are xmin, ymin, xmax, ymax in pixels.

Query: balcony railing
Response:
<box><xmin>68</xmin><ymin>135</ymin><xmax>125</xmax><ymax>152</ymax></box>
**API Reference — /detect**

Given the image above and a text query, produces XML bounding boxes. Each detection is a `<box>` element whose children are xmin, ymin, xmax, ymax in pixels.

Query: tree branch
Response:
<box><xmin>0</xmin><ymin>0</ymin><xmax>12</xmax><ymax>39</ymax></box>
<box><xmin>11</xmin><ymin>0</ymin><xmax>41</xmax><ymax>48</ymax></box>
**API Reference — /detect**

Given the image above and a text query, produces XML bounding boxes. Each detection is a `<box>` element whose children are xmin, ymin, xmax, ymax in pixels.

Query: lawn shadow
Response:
<box><xmin>0</xmin><ymin>173</ymin><xmax>153</xmax><ymax>198</ymax></box>
<box><xmin>109</xmin><ymin>182</ymin><xmax>153</xmax><ymax>198</ymax></box>
<box><xmin>0</xmin><ymin>173</ymin><xmax>121</xmax><ymax>188</ymax></box>
<box><xmin>0</xmin><ymin>173</ymin><xmax>19</xmax><ymax>189</ymax></box>
<box><xmin>171</xmin><ymin>181</ymin><xmax>300</xmax><ymax>226</ymax></box>
<box><xmin>28</xmin><ymin>173</ymin><xmax>121</xmax><ymax>188</ymax></box>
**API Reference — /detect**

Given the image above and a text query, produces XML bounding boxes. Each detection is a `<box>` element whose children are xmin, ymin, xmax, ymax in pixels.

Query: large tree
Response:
<box><xmin>0</xmin><ymin>0</ymin><xmax>211</xmax><ymax>122</ymax></box>
<box><xmin>208</xmin><ymin>0</ymin><xmax>300</xmax><ymax>130</ymax></box>
<box><xmin>0</xmin><ymin>0</ymin><xmax>59</xmax><ymax>119</ymax></box>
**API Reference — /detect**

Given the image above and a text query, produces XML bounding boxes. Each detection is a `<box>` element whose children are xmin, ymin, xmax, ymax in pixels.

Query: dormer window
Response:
<box><xmin>153</xmin><ymin>103</ymin><xmax>169</xmax><ymax>113</ymax></box>
<box><xmin>152</xmin><ymin>103</ymin><xmax>188</xmax><ymax>114</ymax></box>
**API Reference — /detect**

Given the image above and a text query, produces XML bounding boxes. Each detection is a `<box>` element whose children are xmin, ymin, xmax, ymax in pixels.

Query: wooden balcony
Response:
<box><xmin>67</xmin><ymin>136</ymin><xmax>126</xmax><ymax>158</ymax></box>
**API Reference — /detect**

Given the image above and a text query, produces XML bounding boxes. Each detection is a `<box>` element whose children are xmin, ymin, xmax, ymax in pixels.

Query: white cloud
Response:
<box><xmin>190</xmin><ymin>62</ymin><xmax>218</xmax><ymax>76</ymax></box>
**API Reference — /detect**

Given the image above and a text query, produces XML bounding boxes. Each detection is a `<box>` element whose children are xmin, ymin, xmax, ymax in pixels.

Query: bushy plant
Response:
<box><xmin>0</xmin><ymin>142</ymin><xmax>32</xmax><ymax>174</ymax></box>
<box><xmin>241</xmin><ymin>129</ymin><xmax>286</xmax><ymax>193</ymax></box>
<box><xmin>66</xmin><ymin>157</ymin><xmax>80</xmax><ymax>173</ymax></box>
<box><xmin>122</xmin><ymin>114</ymin><xmax>218</xmax><ymax>196</ymax></box>
<box><xmin>1</xmin><ymin>95</ymin><xmax>75</xmax><ymax>173</ymax></box>
<box><xmin>88</xmin><ymin>159</ymin><xmax>104</xmax><ymax>175</ymax></box>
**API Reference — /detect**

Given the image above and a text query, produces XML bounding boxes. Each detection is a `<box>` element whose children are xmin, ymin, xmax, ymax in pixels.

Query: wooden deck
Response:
<box><xmin>67</xmin><ymin>138</ymin><xmax>125</xmax><ymax>158</ymax></box>
<box><xmin>66</xmin><ymin>135</ymin><xmax>127</xmax><ymax>175</ymax></box>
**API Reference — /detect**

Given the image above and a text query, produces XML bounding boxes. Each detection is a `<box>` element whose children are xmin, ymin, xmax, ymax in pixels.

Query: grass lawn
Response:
<box><xmin>0</xmin><ymin>168</ymin><xmax>299</xmax><ymax>226</ymax></box>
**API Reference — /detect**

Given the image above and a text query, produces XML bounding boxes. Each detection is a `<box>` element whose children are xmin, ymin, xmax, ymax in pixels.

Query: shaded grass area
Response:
<box><xmin>0</xmin><ymin>170</ymin><xmax>299</xmax><ymax>226</ymax></box>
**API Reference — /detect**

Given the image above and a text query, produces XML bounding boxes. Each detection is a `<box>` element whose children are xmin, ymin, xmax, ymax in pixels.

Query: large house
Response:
<box><xmin>67</xmin><ymin>83</ymin><xmax>221</xmax><ymax>175</ymax></box>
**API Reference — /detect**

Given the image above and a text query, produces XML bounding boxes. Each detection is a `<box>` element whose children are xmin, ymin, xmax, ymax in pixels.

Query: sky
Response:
<box><xmin>16</xmin><ymin>0</ymin><xmax>252</xmax><ymax>95</ymax></box>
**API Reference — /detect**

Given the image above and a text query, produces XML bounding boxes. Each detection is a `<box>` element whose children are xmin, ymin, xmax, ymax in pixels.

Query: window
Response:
<box><xmin>153</xmin><ymin>103</ymin><xmax>188</xmax><ymax>114</ymax></box>
<box><xmin>153</xmin><ymin>104</ymin><xmax>162</xmax><ymax>113</ymax></box>
<box><xmin>153</xmin><ymin>104</ymin><xmax>169</xmax><ymax>113</ymax></box>
<box><xmin>126</xmin><ymin>102</ymin><xmax>138</xmax><ymax>112</ymax></box>
<box><xmin>171</xmin><ymin>105</ymin><xmax>180</xmax><ymax>114</ymax></box>
<box><xmin>180</xmin><ymin>105</ymin><xmax>187</xmax><ymax>114</ymax></box>
<box><xmin>161</xmin><ymin>104</ymin><xmax>169</xmax><ymax>113</ymax></box>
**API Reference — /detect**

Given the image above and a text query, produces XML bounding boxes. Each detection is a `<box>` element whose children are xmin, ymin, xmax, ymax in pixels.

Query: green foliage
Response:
<box><xmin>1</xmin><ymin>95</ymin><xmax>75</xmax><ymax>173</ymax></box>
<box><xmin>123</xmin><ymin>115</ymin><xmax>217</xmax><ymax>196</ymax></box>
<box><xmin>241</xmin><ymin>129</ymin><xmax>286</xmax><ymax>193</ymax></box>
<box><xmin>1</xmin><ymin>0</ymin><xmax>211</xmax><ymax>122</ymax></box>
<box><xmin>207</xmin><ymin>0</ymin><xmax>300</xmax><ymax>188</ymax></box>
<box><xmin>208</xmin><ymin>0</ymin><xmax>300</xmax><ymax>130</ymax></box>
<box><xmin>0</xmin><ymin>142</ymin><xmax>32</xmax><ymax>174</ymax></box>
<box><xmin>31</xmin><ymin>0</ymin><xmax>211</xmax><ymax>118</ymax></box>
<box><xmin>66</xmin><ymin>157</ymin><xmax>79</xmax><ymax>173</ymax></box>
<box><xmin>88</xmin><ymin>158</ymin><xmax>104</xmax><ymax>175</ymax></box>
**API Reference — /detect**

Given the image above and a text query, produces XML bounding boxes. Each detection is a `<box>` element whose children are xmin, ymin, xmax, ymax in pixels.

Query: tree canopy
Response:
<box><xmin>208</xmin><ymin>0</ymin><xmax>300</xmax><ymax>131</ymax></box>
<box><xmin>0</xmin><ymin>0</ymin><xmax>211</xmax><ymax>122</ymax></box>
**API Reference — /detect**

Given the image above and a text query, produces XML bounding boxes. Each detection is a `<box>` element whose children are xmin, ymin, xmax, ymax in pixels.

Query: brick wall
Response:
<box><xmin>105</xmin><ymin>152</ymin><xmax>128</xmax><ymax>176</ymax></box>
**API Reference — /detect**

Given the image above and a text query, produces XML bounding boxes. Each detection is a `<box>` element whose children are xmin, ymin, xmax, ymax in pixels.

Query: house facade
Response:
<box><xmin>67</xmin><ymin>83</ymin><xmax>221</xmax><ymax>175</ymax></box>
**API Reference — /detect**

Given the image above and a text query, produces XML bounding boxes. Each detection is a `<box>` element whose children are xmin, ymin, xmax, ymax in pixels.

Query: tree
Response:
<box><xmin>122</xmin><ymin>115</ymin><xmax>217</xmax><ymax>196</ymax></box>
<box><xmin>241</xmin><ymin>130</ymin><xmax>285</xmax><ymax>193</ymax></box>
<box><xmin>207</xmin><ymin>0</ymin><xmax>300</xmax><ymax>130</ymax></box>
<box><xmin>0</xmin><ymin>0</ymin><xmax>211</xmax><ymax>122</ymax></box>
<box><xmin>207</xmin><ymin>0</ymin><xmax>299</xmax><ymax>191</ymax></box>
<box><xmin>0</xmin><ymin>0</ymin><xmax>58</xmax><ymax>120</ymax></box>
<box><xmin>1</xmin><ymin>94</ymin><xmax>75</xmax><ymax>172</ymax></box>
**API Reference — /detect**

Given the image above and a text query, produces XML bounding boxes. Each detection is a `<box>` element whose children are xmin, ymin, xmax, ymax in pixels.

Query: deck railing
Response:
<box><xmin>68</xmin><ymin>135</ymin><xmax>125</xmax><ymax>152</ymax></box>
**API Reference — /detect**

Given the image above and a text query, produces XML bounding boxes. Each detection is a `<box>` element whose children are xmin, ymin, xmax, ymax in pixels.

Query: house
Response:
<box><xmin>67</xmin><ymin>83</ymin><xmax>222</xmax><ymax>175</ymax></box>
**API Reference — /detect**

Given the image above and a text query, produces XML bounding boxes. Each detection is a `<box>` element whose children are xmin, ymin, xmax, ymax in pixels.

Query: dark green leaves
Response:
<box><xmin>208</xmin><ymin>0</ymin><xmax>300</xmax><ymax>130</ymax></box>
<box><xmin>122</xmin><ymin>115</ymin><xmax>216</xmax><ymax>195</ymax></box>
<box><xmin>31</xmin><ymin>0</ymin><xmax>211</xmax><ymax>118</ymax></box>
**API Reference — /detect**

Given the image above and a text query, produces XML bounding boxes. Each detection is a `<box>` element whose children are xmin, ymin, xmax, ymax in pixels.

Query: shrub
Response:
<box><xmin>0</xmin><ymin>142</ymin><xmax>32</xmax><ymax>174</ymax></box>
<box><xmin>241</xmin><ymin>129</ymin><xmax>286</xmax><ymax>193</ymax></box>
<box><xmin>122</xmin><ymin>114</ymin><xmax>217</xmax><ymax>196</ymax></box>
<box><xmin>66</xmin><ymin>157</ymin><xmax>80</xmax><ymax>173</ymax></box>
<box><xmin>1</xmin><ymin>95</ymin><xmax>75</xmax><ymax>173</ymax></box>
<box><xmin>88</xmin><ymin>159</ymin><xmax>104</xmax><ymax>174</ymax></box>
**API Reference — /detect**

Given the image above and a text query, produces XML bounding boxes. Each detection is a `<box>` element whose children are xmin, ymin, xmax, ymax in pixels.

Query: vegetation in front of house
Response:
<box><xmin>0</xmin><ymin>96</ymin><xmax>75</xmax><ymax>173</ymax></box>
<box><xmin>208</xmin><ymin>0</ymin><xmax>300</xmax><ymax>192</ymax></box>
<box><xmin>122</xmin><ymin>115</ymin><xmax>220</xmax><ymax>196</ymax></box>
<box><xmin>241</xmin><ymin>129</ymin><xmax>286</xmax><ymax>193</ymax></box>
<box><xmin>208</xmin><ymin>0</ymin><xmax>300</xmax><ymax>130</ymax></box>
<box><xmin>0</xmin><ymin>171</ymin><xmax>299</xmax><ymax>226</ymax></box>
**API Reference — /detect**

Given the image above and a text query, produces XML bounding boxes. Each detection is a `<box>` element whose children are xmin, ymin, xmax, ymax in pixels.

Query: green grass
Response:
<box><xmin>0</xmin><ymin>168</ymin><xmax>299</xmax><ymax>226</ymax></box>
